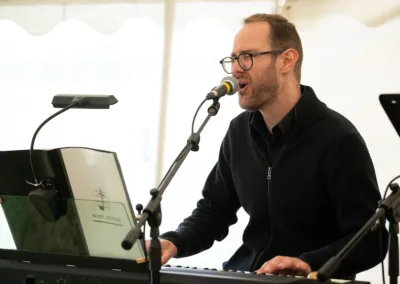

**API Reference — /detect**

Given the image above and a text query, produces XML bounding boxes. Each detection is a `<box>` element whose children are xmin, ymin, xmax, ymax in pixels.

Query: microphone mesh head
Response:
<box><xmin>221</xmin><ymin>76</ymin><xmax>238</xmax><ymax>95</ymax></box>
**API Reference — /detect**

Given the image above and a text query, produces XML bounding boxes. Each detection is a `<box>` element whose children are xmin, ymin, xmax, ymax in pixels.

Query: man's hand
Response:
<box><xmin>255</xmin><ymin>256</ymin><xmax>311</xmax><ymax>276</ymax></box>
<box><xmin>145</xmin><ymin>239</ymin><xmax>178</xmax><ymax>265</ymax></box>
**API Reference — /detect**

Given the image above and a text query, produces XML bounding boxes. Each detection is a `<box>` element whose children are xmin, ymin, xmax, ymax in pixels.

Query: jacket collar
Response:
<box><xmin>249</xmin><ymin>85</ymin><xmax>326</xmax><ymax>141</ymax></box>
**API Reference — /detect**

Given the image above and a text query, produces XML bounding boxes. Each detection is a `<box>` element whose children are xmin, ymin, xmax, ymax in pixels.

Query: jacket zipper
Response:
<box><xmin>251</xmin><ymin>108</ymin><xmax>297</xmax><ymax>271</ymax></box>
<box><xmin>267</xmin><ymin>166</ymin><xmax>272</xmax><ymax>180</ymax></box>
<box><xmin>251</xmin><ymin>149</ymin><xmax>286</xmax><ymax>271</ymax></box>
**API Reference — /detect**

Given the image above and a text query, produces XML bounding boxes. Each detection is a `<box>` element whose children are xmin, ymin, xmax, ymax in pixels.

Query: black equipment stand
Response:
<box><xmin>121</xmin><ymin>99</ymin><xmax>221</xmax><ymax>284</ymax></box>
<box><xmin>317</xmin><ymin>183</ymin><xmax>399</xmax><ymax>283</ymax></box>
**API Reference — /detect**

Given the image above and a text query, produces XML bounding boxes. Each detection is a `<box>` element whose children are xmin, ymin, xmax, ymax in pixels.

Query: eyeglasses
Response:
<box><xmin>219</xmin><ymin>50</ymin><xmax>285</xmax><ymax>74</ymax></box>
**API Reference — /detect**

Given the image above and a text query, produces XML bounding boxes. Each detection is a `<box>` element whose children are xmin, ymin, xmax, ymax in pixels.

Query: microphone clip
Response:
<box><xmin>207</xmin><ymin>99</ymin><xmax>220</xmax><ymax>116</ymax></box>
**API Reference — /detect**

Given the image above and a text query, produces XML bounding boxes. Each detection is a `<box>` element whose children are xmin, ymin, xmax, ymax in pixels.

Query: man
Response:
<box><xmin>152</xmin><ymin>13</ymin><xmax>388</xmax><ymax>279</ymax></box>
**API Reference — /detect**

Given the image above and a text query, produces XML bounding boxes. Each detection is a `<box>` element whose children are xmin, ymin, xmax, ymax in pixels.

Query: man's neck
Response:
<box><xmin>259</xmin><ymin>82</ymin><xmax>301</xmax><ymax>132</ymax></box>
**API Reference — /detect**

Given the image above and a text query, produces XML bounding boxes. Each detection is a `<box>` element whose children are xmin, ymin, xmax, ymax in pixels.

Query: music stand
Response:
<box><xmin>380</xmin><ymin>93</ymin><xmax>400</xmax><ymax>284</ymax></box>
<box><xmin>0</xmin><ymin>147</ymin><xmax>147</xmax><ymax>273</ymax></box>
<box><xmin>380</xmin><ymin>94</ymin><xmax>400</xmax><ymax>137</ymax></box>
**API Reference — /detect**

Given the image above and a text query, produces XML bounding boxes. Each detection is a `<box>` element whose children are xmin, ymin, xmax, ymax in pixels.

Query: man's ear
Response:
<box><xmin>280</xmin><ymin>48</ymin><xmax>299</xmax><ymax>75</ymax></box>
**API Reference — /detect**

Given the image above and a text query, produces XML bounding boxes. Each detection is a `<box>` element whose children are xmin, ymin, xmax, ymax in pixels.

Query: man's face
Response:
<box><xmin>231</xmin><ymin>22</ymin><xmax>280</xmax><ymax>111</ymax></box>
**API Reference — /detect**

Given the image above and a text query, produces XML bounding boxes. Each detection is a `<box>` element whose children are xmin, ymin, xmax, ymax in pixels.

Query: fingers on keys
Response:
<box><xmin>255</xmin><ymin>256</ymin><xmax>311</xmax><ymax>277</ymax></box>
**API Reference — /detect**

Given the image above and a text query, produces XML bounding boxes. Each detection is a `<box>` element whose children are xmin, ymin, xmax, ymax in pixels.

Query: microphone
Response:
<box><xmin>206</xmin><ymin>76</ymin><xmax>238</xmax><ymax>100</ymax></box>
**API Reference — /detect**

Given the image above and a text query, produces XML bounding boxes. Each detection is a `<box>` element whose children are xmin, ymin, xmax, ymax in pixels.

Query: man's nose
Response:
<box><xmin>231</xmin><ymin>60</ymin><xmax>244</xmax><ymax>77</ymax></box>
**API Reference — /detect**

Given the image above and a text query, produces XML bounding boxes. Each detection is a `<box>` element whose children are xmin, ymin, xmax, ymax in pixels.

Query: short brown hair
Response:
<box><xmin>244</xmin><ymin>13</ymin><xmax>303</xmax><ymax>81</ymax></box>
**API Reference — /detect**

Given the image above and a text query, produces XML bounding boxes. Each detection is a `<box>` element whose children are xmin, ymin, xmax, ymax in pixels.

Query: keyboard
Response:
<box><xmin>0</xmin><ymin>259</ymin><xmax>370</xmax><ymax>284</ymax></box>
<box><xmin>161</xmin><ymin>265</ymin><xmax>368</xmax><ymax>284</ymax></box>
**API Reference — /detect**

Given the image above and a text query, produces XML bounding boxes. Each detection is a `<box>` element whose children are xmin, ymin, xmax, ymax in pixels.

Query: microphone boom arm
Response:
<box><xmin>121</xmin><ymin>99</ymin><xmax>221</xmax><ymax>284</ymax></box>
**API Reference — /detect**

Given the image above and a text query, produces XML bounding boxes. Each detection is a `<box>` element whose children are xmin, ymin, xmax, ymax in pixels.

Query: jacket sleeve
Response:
<box><xmin>299</xmin><ymin>132</ymin><xmax>388</xmax><ymax>279</ymax></box>
<box><xmin>159</xmin><ymin>129</ymin><xmax>241</xmax><ymax>258</ymax></box>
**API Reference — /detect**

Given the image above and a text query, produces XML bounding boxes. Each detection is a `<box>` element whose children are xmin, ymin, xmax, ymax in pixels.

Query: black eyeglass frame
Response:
<box><xmin>219</xmin><ymin>49</ymin><xmax>286</xmax><ymax>74</ymax></box>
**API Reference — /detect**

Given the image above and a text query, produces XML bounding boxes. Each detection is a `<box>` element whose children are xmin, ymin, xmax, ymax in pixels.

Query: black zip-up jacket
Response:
<box><xmin>160</xmin><ymin>85</ymin><xmax>388</xmax><ymax>279</ymax></box>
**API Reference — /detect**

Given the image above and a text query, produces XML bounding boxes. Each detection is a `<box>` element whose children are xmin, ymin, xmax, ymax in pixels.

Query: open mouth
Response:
<box><xmin>239</xmin><ymin>82</ymin><xmax>248</xmax><ymax>90</ymax></box>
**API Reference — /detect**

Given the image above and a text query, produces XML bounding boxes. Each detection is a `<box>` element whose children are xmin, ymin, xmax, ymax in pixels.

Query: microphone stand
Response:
<box><xmin>316</xmin><ymin>183</ymin><xmax>400</xmax><ymax>283</ymax></box>
<box><xmin>121</xmin><ymin>99</ymin><xmax>221</xmax><ymax>284</ymax></box>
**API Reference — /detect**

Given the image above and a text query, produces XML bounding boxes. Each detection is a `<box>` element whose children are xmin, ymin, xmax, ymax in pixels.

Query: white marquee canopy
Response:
<box><xmin>283</xmin><ymin>0</ymin><xmax>400</xmax><ymax>29</ymax></box>
<box><xmin>0</xmin><ymin>0</ymin><xmax>398</xmax><ymax>36</ymax></box>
